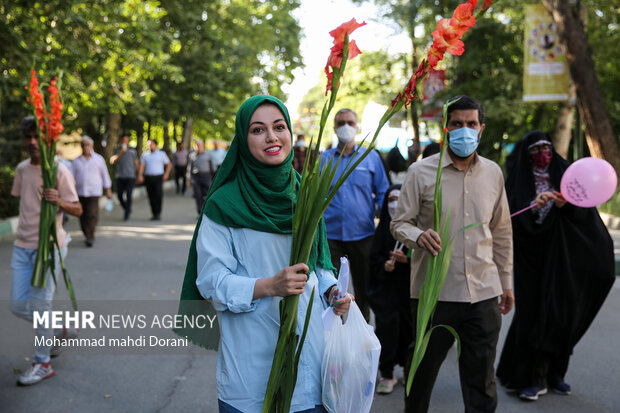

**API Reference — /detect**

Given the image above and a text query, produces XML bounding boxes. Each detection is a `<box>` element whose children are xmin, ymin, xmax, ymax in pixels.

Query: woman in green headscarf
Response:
<box><xmin>181</xmin><ymin>95</ymin><xmax>351</xmax><ymax>413</ymax></box>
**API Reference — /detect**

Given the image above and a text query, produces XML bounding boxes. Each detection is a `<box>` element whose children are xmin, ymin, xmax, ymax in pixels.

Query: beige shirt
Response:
<box><xmin>390</xmin><ymin>152</ymin><xmax>513</xmax><ymax>303</ymax></box>
<box><xmin>11</xmin><ymin>160</ymin><xmax>79</xmax><ymax>249</ymax></box>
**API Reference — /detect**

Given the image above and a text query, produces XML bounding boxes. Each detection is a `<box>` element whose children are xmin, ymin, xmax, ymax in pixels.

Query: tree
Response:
<box><xmin>0</xmin><ymin>0</ymin><xmax>303</xmax><ymax>168</ymax></box>
<box><xmin>541</xmin><ymin>0</ymin><xmax>620</xmax><ymax>173</ymax></box>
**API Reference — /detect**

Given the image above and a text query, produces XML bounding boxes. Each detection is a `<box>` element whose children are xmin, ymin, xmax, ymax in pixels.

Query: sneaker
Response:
<box><xmin>519</xmin><ymin>386</ymin><xmax>547</xmax><ymax>401</ymax></box>
<box><xmin>85</xmin><ymin>238</ymin><xmax>94</xmax><ymax>247</ymax></box>
<box><xmin>551</xmin><ymin>381</ymin><xmax>571</xmax><ymax>395</ymax></box>
<box><xmin>376</xmin><ymin>377</ymin><xmax>398</xmax><ymax>394</ymax></box>
<box><xmin>17</xmin><ymin>362</ymin><xmax>54</xmax><ymax>386</ymax></box>
<box><xmin>50</xmin><ymin>328</ymin><xmax>78</xmax><ymax>358</ymax></box>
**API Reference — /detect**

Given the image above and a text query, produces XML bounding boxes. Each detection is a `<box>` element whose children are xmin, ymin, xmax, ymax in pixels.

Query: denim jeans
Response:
<box><xmin>218</xmin><ymin>400</ymin><xmax>327</xmax><ymax>413</ymax></box>
<box><xmin>10</xmin><ymin>245</ymin><xmax>67</xmax><ymax>363</ymax></box>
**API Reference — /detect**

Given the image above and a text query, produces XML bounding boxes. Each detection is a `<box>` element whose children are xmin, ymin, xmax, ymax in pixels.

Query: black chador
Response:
<box><xmin>496</xmin><ymin>131</ymin><xmax>615</xmax><ymax>389</ymax></box>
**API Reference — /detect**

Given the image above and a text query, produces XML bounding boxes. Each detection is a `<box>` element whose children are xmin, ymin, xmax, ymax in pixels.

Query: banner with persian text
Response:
<box><xmin>523</xmin><ymin>4</ymin><xmax>569</xmax><ymax>102</ymax></box>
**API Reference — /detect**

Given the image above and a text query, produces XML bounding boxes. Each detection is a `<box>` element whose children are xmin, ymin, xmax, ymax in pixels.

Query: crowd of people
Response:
<box><xmin>8</xmin><ymin>94</ymin><xmax>615</xmax><ymax>413</ymax></box>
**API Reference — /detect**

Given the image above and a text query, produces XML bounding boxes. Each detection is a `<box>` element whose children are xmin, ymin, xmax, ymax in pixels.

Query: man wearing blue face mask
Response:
<box><xmin>391</xmin><ymin>95</ymin><xmax>514</xmax><ymax>413</ymax></box>
<box><xmin>321</xmin><ymin>108</ymin><xmax>390</xmax><ymax>321</ymax></box>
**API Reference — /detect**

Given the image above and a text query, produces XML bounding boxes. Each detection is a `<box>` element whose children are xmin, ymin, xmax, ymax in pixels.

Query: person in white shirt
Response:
<box><xmin>137</xmin><ymin>139</ymin><xmax>171</xmax><ymax>221</ymax></box>
<box><xmin>71</xmin><ymin>136</ymin><xmax>112</xmax><ymax>246</ymax></box>
<box><xmin>209</xmin><ymin>140</ymin><xmax>228</xmax><ymax>176</ymax></box>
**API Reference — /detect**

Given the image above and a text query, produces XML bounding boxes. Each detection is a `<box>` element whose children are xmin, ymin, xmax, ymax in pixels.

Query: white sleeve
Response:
<box><xmin>196</xmin><ymin>218</ymin><xmax>258</xmax><ymax>313</ymax></box>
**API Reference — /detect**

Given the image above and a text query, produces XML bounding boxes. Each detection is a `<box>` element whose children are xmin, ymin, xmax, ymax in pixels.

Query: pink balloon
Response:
<box><xmin>560</xmin><ymin>157</ymin><xmax>617</xmax><ymax>208</ymax></box>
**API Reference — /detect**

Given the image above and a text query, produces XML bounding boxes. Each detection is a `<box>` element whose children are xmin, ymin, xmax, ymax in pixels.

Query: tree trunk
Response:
<box><xmin>174</xmin><ymin>118</ymin><xmax>181</xmax><ymax>146</ymax></box>
<box><xmin>542</xmin><ymin>0</ymin><xmax>620</xmax><ymax>174</ymax></box>
<box><xmin>162</xmin><ymin>118</ymin><xmax>172</xmax><ymax>158</ymax></box>
<box><xmin>136</xmin><ymin>121</ymin><xmax>144</xmax><ymax>158</ymax></box>
<box><xmin>183</xmin><ymin>117</ymin><xmax>193</xmax><ymax>149</ymax></box>
<box><xmin>552</xmin><ymin>82</ymin><xmax>576</xmax><ymax>159</ymax></box>
<box><xmin>88</xmin><ymin>116</ymin><xmax>104</xmax><ymax>155</ymax></box>
<box><xmin>105</xmin><ymin>112</ymin><xmax>121</xmax><ymax>160</ymax></box>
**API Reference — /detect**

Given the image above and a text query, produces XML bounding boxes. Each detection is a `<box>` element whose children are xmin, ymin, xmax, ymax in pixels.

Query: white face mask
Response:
<box><xmin>387</xmin><ymin>201</ymin><xmax>398</xmax><ymax>218</ymax></box>
<box><xmin>335</xmin><ymin>124</ymin><xmax>357</xmax><ymax>143</ymax></box>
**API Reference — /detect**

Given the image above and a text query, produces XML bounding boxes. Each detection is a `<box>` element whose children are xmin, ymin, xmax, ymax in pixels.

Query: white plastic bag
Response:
<box><xmin>321</xmin><ymin>300</ymin><xmax>381</xmax><ymax>413</ymax></box>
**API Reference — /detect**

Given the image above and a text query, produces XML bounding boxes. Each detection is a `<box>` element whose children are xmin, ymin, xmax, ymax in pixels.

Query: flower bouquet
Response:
<box><xmin>26</xmin><ymin>68</ymin><xmax>77</xmax><ymax>310</ymax></box>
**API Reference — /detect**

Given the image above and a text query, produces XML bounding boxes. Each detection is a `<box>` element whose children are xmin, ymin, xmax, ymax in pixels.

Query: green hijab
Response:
<box><xmin>175</xmin><ymin>95</ymin><xmax>334</xmax><ymax>349</ymax></box>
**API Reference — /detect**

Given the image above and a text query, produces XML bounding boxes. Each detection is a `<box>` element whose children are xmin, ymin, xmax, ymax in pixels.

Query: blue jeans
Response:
<box><xmin>10</xmin><ymin>246</ymin><xmax>67</xmax><ymax>363</ymax></box>
<box><xmin>218</xmin><ymin>400</ymin><xmax>327</xmax><ymax>413</ymax></box>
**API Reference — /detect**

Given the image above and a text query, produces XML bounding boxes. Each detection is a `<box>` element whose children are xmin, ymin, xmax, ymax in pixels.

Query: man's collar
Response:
<box><xmin>442</xmin><ymin>150</ymin><xmax>480</xmax><ymax>171</ymax></box>
<box><xmin>335</xmin><ymin>143</ymin><xmax>357</xmax><ymax>156</ymax></box>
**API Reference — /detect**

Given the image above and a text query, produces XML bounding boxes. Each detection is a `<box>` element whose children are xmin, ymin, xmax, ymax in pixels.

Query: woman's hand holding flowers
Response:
<box><xmin>254</xmin><ymin>263</ymin><xmax>309</xmax><ymax>299</ymax></box>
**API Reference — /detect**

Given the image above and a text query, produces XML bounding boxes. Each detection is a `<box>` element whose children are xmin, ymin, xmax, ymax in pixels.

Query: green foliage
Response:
<box><xmin>331</xmin><ymin>0</ymin><xmax>620</xmax><ymax>166</ymax></box>
<box><xmin>599</xmin><ymin>191</ymin><xmax>620</xmax><ymax>217</ymax></box>
<box><xmin>0</xmin><ymin>166</ymin><xmax>19</xmax><ymax>219</ymax></box>
<box><xmin>0</xmin><ymin>0</ymin><xmax>302</xmax><ymax>164</ymax></box>
<box><xmin>586</xmin><ymin>0</ymin><xmax>620</xmax><ymax>135</ymax></box>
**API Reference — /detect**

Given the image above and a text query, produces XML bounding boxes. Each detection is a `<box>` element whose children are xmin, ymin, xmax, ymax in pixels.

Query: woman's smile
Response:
<box><xmin>247</xmin><ymin>103</ymin><xmax>291</xmax><ymax>165</ymax></box>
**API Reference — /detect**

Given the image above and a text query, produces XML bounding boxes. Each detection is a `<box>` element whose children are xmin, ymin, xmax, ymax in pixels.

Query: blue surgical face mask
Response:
<box><xmin>448</xmin><ymin>127</ymin><xmax>480</xmax><ymax>157</ymax></box>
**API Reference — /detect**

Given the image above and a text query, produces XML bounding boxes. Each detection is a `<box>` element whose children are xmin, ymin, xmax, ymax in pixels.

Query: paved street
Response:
<box><xmin>1</xmin><ymin>191</ymin><xmax>619</xmax><ymax>413</ymax></box>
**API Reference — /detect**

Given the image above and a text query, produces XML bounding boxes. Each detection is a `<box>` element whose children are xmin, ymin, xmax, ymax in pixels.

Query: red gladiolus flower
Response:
<box><xmin>414</xmin><ymin>60</ymin><xmax>427</xmax><ymax>79</ymax></box>
<box><xmin>451</xmin><ymin>1</ymin><xmax>476</xmax><ymax>28</ymax></box>
<box><xmin>434</xmin><ymin>19</ymin><xmax>467</xmax><ymax>46</ymax></box>
<box><xmin>328</xmin><ymin>18</ymin><xmax>366</xmax><ymax>45</ymax></box>
<box><xmin>325</xmin><ymin>39</ymin><xmax>362</xmax><ymax>75</ymax></box>
<box><xmin>432</xmin><ymin>28</ymin><xmax>465</xmax><ymax>56</ymax></box>
<box><xmin>393</xmin><ymin>0</ymin><xmax>484</xmax><ymax>109</ymax></box>
<box><xmin>401</xmin><ymin>60</ymin><xmax>429</xmax><ymax>106</ymax></box>
<box><xmin>482</xmin><ymin>0</ymin><xmax>493</xmax><ymax>11</ymax></box>
<box><xmin>325</xmin><ymin>18</ymin><xmax>366</xmax><ymax>95</ymax></box>
<box><xmin>390</xmin><ymin>93</ymin><xmax>403</xmax><ymax>108</ymax></box>
<box><xmin>28</xmin><ymin>69</ymin><xmax>46</xmax><ymax>135</ymax></box>
<box><xmin>427</xmin><ymin>46</ymin><xmax>445</xmax><ymax>70</ymax></box>
<box><xmin>48</xmin><ymin>77</ymin><xmax>63</xmax><ymax>144</ymax></box>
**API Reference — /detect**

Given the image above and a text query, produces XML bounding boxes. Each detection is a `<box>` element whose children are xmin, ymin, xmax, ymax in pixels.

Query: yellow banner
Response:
<box><xmin>523</xmin><ymin>4</ymin><xmax>569</xmax><ymax>101</ymax></box>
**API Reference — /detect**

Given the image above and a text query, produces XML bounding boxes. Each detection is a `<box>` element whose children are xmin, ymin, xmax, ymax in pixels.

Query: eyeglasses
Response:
<box><xmin>528</xmin><ymin>144</ymin><xmax>551</xmax><ymax>154</ymax></box>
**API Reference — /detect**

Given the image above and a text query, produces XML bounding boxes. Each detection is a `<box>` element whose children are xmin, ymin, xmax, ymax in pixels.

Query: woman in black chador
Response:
<box><xmin>496</xmin><ymin>130</ymin><xmax>615</xmax><ymax>401</ymax></box>
<box><xmin>367</xmin><ymin>184</ymin><xmax>413</xmax><ymax>395</ymax></box>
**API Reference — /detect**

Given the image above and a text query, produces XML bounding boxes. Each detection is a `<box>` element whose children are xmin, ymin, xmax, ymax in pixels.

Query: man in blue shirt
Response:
<box><xmin>137</xmin><ymin>139</ymin><xmax>172</xmax><ymax>220</ymax></box>
<box><xmin>321</xmin><ymin>108</ymin><xmax>389</xmax><ymax>320</ymax></box>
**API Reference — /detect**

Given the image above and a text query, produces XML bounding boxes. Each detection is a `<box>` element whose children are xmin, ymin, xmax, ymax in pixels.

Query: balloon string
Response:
<box><xmin>510</xmin><ymin>203</ymin><xmax>537</xmax><ymax>218</ymax></box>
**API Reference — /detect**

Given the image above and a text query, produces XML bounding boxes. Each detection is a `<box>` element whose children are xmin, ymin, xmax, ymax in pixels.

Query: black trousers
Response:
<box><xmin>116</xmin><ymin>177</ymin><xmax>135</xmax><ymax>218</ymax></box>
<box><xmin>174</xmin><ymin>165</ymin><xmax>187</xmax><ymax>194</ymax></box>
<box><xmin>78</xmin><ymin>196</ymin><xmax>99</xmax><ymax>240</ymax></box>
<box><xmin>327</xmin><ymin>236</ymin><xmax>373</xmax><ymax>321</ymax></box>
<box><xmin>144</xmin><ymin>174</ymin><xmax>163</xmax><ymax>218</ymax></box>
<box><xmin>191</xmin><ymin>172</ymin><xmax>212</xmax><ymax>214</ymax></box>
<box><xmin>370</xmin><ymin>274</ymin><xmax>413</xmax><ymax>378</ymax></box>
<box><xmin>405</xmin><ymin>298</ymin><xmax>501</xmax><ymax>413</ymax></box>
